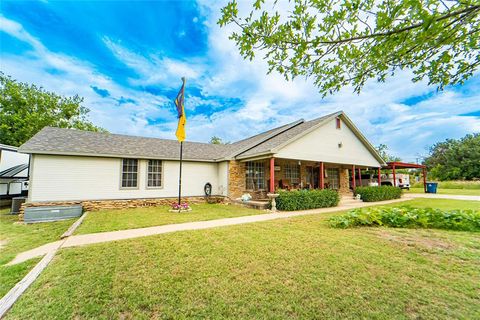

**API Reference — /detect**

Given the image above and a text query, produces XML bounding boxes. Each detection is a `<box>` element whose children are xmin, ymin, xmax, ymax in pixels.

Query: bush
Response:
<box><xmin>329</xmin><ymin>206</ymin><xmax>480</xmax><ymax>231</ymax></box>
<box><xmin>355</xmin><ymin>186</ymin><xmax>402</xmax><ymax>202</ymax></box>
<box><xmin>276</xmin><ymin>189</ymin><xmax>340</xmax><ymax>211</ymax></box>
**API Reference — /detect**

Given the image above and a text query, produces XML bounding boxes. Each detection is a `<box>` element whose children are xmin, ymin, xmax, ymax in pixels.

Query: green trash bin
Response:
<box><xmin>426</xmin><ymin>182</ymin><xmax>438</xmax><ymax>193</ymax></box>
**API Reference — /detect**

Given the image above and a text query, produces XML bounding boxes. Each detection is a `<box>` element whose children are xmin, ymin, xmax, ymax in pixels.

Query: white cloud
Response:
<box><xmin>102</xmin><ymin>37</ymin><xmax>201</xmax><ymax>87</ymax></box>
<box><xmin>2</xmin><ymin>5</ymin><xmax>479</xmax><ymax>162</ymax></box>
<box><xmin>193</xmin><ymin>0</ymin><xmax>480</xmax><ymax>160</ymax></box>
<box><xmin>0</xmin><ymin>16</ymin><xmax>177</xmax><ymax>140</ymax></box>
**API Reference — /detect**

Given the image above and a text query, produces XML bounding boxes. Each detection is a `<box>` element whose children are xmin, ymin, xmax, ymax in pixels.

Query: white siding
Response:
<box><xmin>29</xmin><ymin>155</ymin><xmax>219</xmax><ymax>202</ymax></box>
<box><xmin>217</xmin><ymin>161</ymin><xmax>229</xmax><ymax>196</ymax></box>
<box><xmin>275</xmin><ymin>118</ymin><xmax>381</xmax><ymax>167</ymax></box>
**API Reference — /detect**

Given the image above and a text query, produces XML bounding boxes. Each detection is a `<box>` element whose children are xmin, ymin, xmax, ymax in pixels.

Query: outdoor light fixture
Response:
<box><xmin>298</xmin><ymin>161</ymin><xmax>301</xmax><ymax>166</ymax></box>
<box><xmin>338</xmin><ymin>142</ymin><xmax>343</xmax><ymax>148</ymax></box>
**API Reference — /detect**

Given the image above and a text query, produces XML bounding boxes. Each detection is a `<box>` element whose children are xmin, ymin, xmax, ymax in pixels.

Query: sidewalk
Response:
<box><xmin>8</xmin><ymin>196</ymin><xmax>412</xmax><ymax>265</ymax></box>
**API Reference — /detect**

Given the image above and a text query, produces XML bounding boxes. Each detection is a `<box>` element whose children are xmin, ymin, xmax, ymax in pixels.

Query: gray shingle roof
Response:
<box><xmin>19</xmin><ymin>127</ymin><xmax>228</xmax><ymax>161</ymax></box>
<box><xmin>19</xmin><ymin>110</ymin><xmax>382</xmax><ymax>164</ymax></box>
<box><xmin>221</xmin><ymin>119</ymin><xmax>304</xmax><ymax>158</ymax></box>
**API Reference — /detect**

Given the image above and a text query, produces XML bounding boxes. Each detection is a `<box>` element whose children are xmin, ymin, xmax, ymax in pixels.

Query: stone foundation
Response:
<box><xmin>18</xmin><ymin>196</ymin><xmax>226</xmax><ymax>221</ymax></box>
<box><xmin>339</xmin><ymin>168</ymin><xmax>351</xmax><ymax>195</ymax></box>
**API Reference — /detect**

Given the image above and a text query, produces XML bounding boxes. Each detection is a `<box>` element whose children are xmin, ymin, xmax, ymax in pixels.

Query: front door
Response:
<box><xmin>306</xmin><ymin>166</ymin><xmax>319</xmax><ymax>189</ymax></box>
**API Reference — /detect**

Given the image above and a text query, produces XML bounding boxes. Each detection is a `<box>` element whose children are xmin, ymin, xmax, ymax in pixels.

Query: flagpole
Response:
<box><xmin>177</xmin><ymin>77</ymin><xmax>186</xmax><ymax>206</ymax></box>
<box><xmin>178</xmin><ymin>141</ymin><xmax>183</xmax><ymax>206</ymax></box>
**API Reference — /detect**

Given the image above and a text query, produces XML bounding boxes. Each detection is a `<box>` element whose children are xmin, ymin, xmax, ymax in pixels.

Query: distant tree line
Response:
<box><xmin>424</xmin><ymin>133</ymin><xmax>480</xmax><ymax>181</ymax></box>
<box><xmin>376</xmin><ymin>144</ymin><xmax>401</xmax><ymax>163</ymax></box>
<box><xmin>0</xmin><ymin>72</ymin><xmax>104</xmax><ymax>147</ymax></box>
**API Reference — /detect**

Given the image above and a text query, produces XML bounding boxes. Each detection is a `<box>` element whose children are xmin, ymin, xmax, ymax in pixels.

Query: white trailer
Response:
<box><xmin>0</xmin><ymin>144</ymin><xmax>29</xmax><ymax>203</ymax></box>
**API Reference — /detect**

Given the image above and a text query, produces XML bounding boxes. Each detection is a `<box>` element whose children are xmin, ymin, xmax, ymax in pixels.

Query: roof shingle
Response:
<box><xmin>19</xmin><ymin>127</ymin><xmax>228</xmax><ymax>161</ymax></box>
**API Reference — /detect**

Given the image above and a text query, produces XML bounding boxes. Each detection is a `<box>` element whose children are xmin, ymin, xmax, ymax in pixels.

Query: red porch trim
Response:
<box><xmin>423</xmin><ymin>167</ymin><xmax>427</xmax><ymax>193</ymax></box>
<box><xmin>384</xmin><ymin>161</ymin><xmax>425</xmax><ymax>169</ymax></box>
<box><xmin>378</xmin><ymin>167</ymin><xmax>381</xmax><ymax>186</ymax></box>
<box><xmin>358</xmin><ymin>168</ymin><xmax>362</xmax><ymax>187</ymax></box>
<box><xmin>269</xmin><ymin>157</ymin><xmax>275</xmax><ymax>193</ymax></box>
<box><xmin>352</xmin><ymin>165</ymin><xmax>356</xmax><ymax>192</ymax></box>
<box><xmin>320</xmin><ymin>162</ymin><xmax>324</xmax><ymax>189</ymax></box>
<box><xmin>392</xmin><ymin>164</ymin><xmax>396</xmax><ymax>187</ymax></box>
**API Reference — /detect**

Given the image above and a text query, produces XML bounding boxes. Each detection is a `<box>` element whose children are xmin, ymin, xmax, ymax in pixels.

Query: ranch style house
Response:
<box><xmin>18</xmin><ymin>111</ymin><xmax>386</xmax><ymax>210</ymax></box>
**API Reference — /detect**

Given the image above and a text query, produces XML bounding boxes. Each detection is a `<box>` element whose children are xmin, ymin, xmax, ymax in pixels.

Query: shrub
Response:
<box><xmin>276</xmin><ymin>189</ymin><xmax>340</xmax><ymax>211</ymax></box>
<box><xmin>329</xmin><ymin>206</ymin><xmax>480</xmax><ymax>231</ymax></box>
<box><xmin>355</xmin><ymin>186</ymin><xmax>402</xmax><ymax>202</ymax></box>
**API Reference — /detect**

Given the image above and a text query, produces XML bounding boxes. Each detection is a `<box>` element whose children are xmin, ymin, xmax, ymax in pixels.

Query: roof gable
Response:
<box><xmin>273</xmin><ymin>113</ymin><xmax>385</xmax><ymax>167</ymax></box>
<box><xmin>235</xmin><ymin>111</ymin><xmax>341</xmax><ymax>159</ymax></box>
<box><xmin>236</xmin><ymin>111</ymin><xmax>385</xmax><ymax>166</ymax></box>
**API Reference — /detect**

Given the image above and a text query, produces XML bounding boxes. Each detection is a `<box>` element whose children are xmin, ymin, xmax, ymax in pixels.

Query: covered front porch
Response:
<box><xmin>232</xmin><ymin>157</ymin><xmax>377</xmax><ymax>200</ymax></box>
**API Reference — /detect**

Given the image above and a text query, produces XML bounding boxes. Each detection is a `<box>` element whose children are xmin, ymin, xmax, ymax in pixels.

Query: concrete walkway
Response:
<box><xmin>8</xmin><ymin>196</ymin><xmax>413</xmax><ymax>266</ymax></box>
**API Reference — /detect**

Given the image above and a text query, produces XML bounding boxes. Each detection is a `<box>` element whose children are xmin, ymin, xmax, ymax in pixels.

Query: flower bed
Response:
<box><xmin>276</xmin><ymin>189</ymin><xmax>339</xmax><ymax>211</ymax></box>
<box><xmin>329</xmin><ymin>206</ymin><xmax>480</xmax><ymax>231</ymax></box>
<box><xmin>169</xmin><ymin>202</ymin><xmax>192</xmax><ymax>213</ymax></box>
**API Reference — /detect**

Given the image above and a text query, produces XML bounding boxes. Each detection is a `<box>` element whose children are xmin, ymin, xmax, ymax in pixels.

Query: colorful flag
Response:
<box><xmin>174</xmin><ymin>78</ymin><xmax>186</xmax><ymax>142</ymax></box>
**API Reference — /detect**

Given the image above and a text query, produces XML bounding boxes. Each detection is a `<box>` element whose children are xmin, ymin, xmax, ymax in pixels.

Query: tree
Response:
<box><xmin>376</xmin><ymin>144</ymin><xmax>401</xmax><ymax>162</ymax></box>
<box><xmin>210</xmin><ymin>136</ymin><xmax>223</xmax><ymax>144</ymax></box>
<box><xmin>219</xmin><ymin>0</ymin><xmax>480</xmax><ymax>96</ymax></box>
<box><xmin>210</xmin><ymin>136</ymin><xmax>230</xmax><ymax>144</ymax></box>
<box><xmin>0</xmin><ymin>73</ymin><xmax>105</xmax><ymax>146</ymax></box>
<box><xmin>424</xmin><ymin>133</ymin><xmax>480</xmax><ymax>180</ymax></box>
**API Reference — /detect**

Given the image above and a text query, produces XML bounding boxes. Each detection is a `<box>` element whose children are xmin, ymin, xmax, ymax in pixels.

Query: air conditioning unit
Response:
<box><xmin>11</xmin><ymin>196</ymin><xmax>26</xmax><ymax>214</ymax></box>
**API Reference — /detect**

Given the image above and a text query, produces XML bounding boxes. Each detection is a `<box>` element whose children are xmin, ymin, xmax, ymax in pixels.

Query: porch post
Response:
<box><xmin>358</xmin><ymin>168</ymin><xmax>362</xmax><ymax>187</ymax></box>
<box><xmin>320</xmin><ymin>162</ymin><xmax>324</xmax><ymax>189</ymax></box>
<box><xmin>352</xmin><ymin>165</ymin><xmax>356</xmax><ymax>192</ymax></box>
<box><xmin>392</xmin><ymin>165</ymin><xmax>396</xmax><ymax>187</ymax></box>
<box><xmin>269</xmin><ymin>157</ymin><xmax>275</xmax><ymax>193</ymax></box>
<box><xmin>378</xmin><ymin>167</ymin><xmax>381</xmax><ymax>186</ymax></box>
<box><xmin>423</xmin><ymin>167</ymin><xmax>427</xmax><ymax>193</ymax></box>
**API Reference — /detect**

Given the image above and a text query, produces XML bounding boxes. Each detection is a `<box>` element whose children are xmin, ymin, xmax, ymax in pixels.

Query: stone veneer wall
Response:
<box><xmin>18</xmin><ymin>196</ymin><xmax>225</xmax><ymax>221</ymax></box>
<box><xmin>338</xmin><ymin>168</ymin><xmax>351</xmax><ymax>194</ymax></box>
<box><xmin>228</xmin><ymin>160</ymin><xmax>246</xmax><ymax>199</ymax></box>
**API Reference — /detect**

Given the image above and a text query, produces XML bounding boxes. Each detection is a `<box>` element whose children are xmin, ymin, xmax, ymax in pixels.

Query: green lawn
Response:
<box><xmin>0</xmin><ymin>208</ymin><xmax>72</xmax><ymax>297</ymax></box>
<box><xmin>76</xmin><ymin>203</ymin><xmax>264</xmax><ymax>235</ymax></box>
<box><xmin>406</xmin><ymin>188</ymin><xmax>480</xmax><ymax>196</ymax></box>
<box><xmin>77</xmin><ymin>199</ymin><xmax>480</xmax><ymax>235</ymax></box>
<box><xmin>5</xmin><ymin>199</ymin><xmax>480</xmax><ymax>319</ymax></box>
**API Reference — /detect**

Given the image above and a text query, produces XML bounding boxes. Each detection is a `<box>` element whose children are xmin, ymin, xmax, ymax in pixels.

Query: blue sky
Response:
<box><xmin>1</xmin><ymin>0</ymin><xmax>479</xmax><ymax>162</ymax></box>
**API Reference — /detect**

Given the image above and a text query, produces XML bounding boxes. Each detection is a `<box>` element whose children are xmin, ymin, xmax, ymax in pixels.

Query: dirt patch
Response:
<box><xmin>376</xmin><ymin>230</ymin><xmax>455</xmax><ymax>250</ymax></box>
<box><xmin>0</xmin><ymin>239</ymin><xmax>8</xmax><ymax>249</ymax></box>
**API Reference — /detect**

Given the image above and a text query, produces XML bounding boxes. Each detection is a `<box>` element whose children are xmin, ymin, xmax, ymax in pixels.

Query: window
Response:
<box><xmin>336</xmin><ymin>117</ymin><xmax>341</xmax><ymax>129</ymax></box>
<box><xmin>245</xmin><ymin>161</ymin><xmax>266</xmax><ymax>190</ymax></box>
<box><xmin>147</xmin><ymin>160</ymin><xmax>162</xmax><ymax>188</ymax></box>
<box><xmin>121</xmin><ymin>159</ymin><xmax>138</xmax><ymax>188</ymax></box>
<box><xmin>326</xmin><ymin>168</ymin><xmax>340</xmax><ymax>189</ymax></box>
<box><xmin>284</xmin><ymin>163</ymin><xmax>300</xmax><ymax>184</ymax></box>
